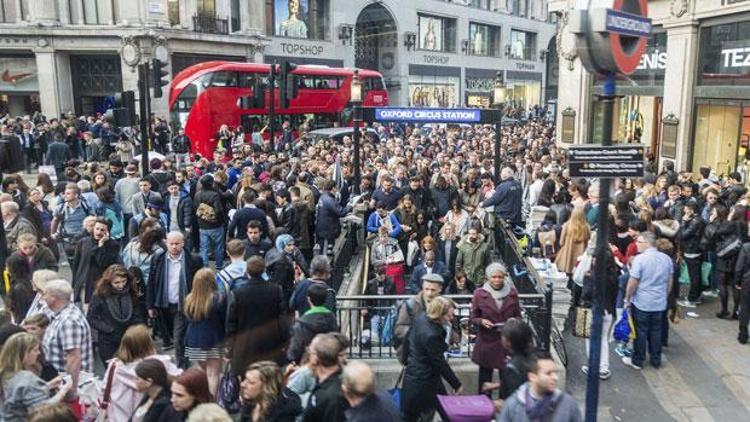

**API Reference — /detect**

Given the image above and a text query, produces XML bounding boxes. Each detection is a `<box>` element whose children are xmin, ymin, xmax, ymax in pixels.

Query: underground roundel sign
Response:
<box><xmin>570</xmin><ymin>0</ymin><xmax>652</xmax><ymax>75</ymax></box>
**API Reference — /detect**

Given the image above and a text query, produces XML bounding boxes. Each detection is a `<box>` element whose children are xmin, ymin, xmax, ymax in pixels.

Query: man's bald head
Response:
<box><xmin>342</xmin><ymin>361</ymin><xmax>374</xmax><ymax>399</ymax></box>
<box><xmin>166</xmin><ymin>231</ymin><xmax>185</xmax><ymax>257</ymax></box>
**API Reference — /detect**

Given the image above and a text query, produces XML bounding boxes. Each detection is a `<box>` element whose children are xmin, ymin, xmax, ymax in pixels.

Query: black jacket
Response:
<box><xmin>86</xmin><ymin>291</ymin><xmax>146</xmax><ymax>359</ymax></box>
<box><xmin>146</xmin><ymin>251</ymin><xmax>202</xmax><ymax>310</ymax></box>
<box><xmin>0</xmin><ymin>136</ymin><xmax>24</xmax><ymax>173</ymax></box>
<box><xmin>72</xmin><ymin>237</ymin><xmax>120</xmax><ymax>303</ymax></box>
<box><xmin>228</xmin><ymin>206</ymin><xmax>269</xmax><ymax>239</ymax></box>
<box><xmin>581</xmin><ymin>250</ymin><xmax>619</xmax><ymax>315</ymax></box>
<box><xmin>304</xmin><ymin>370</ymin><xmax>349</xmax><ymax>422</ymax></box>
<box><xmin>193</xmin><ymin>188</ymin><xmax>225</xmax><ymax>229</ymax></box>
<box><xmin>702</xmin><ymin>220</ymin><xmax>743</xmax><ymax>272</ymax></box>
<box><xmin>286</xmin><ymin>309</ymin><xmax>338</xmax><ymax>364</ymax></box>
<box><xmin>240</xmin><ymin>388</ymin><xmax>302</xmax><ymax>422</ymax></box>
<box><xmin>165</xmin><ymin>194</ymin><xmax>193</xmax><ymax>231</ymax></box>
<box><xmin>133</xmin><ymin>388</ymin><xmax>172</xmax><ymax>422</ymax></box>
<box><xmin>45</xmin><ymin>140</ymin><xmax>71</xmax><ymax>168</ymax></box>
<box><xmin>678</xmin><ymin>214</ymin><xmax>704</xmax><ymax>256</ymax></box>
<box><xmin>172</xmin><ymin>134</ymin><xmax>191</xmax><ymax>154</ymax></box>
<box><xmin>243</xmin><ymin>238</ymin><xmax>273</xmax><ymax>260</ymax></box>
<box><xmin>482</xmin><ymin>178</ymin><xmax>523</xmax><ymax>225</ymax></box>
<box><xmin>315</xmin><ymin>192</ymin><xmax>351</xmax><ymax>241</ymax></box>
<box><xmin>225</xmin><ymin>277</ymin><xmax>289</xmax><ymax>376</ymax></box>
<box><xmin>735</xmin><ymin>242</ymin><xmax>750</xmax><ymax>288</ymax></box>
<box><xmin>402</xmin><ymin>313</ymin><xmax>461</xmax><ymax>416</ymax></box>
<box><xmin>400</xmin><ymin>186</ymin><xmax>432</xmax><ymax>216</ymax></box>
<box><xmin>277</xmin><ymin>203</ymin><xmax>299</xmax><ymax>239</ymax></box>
<box><xmin>344</xmin><ymin>391</ymin><xmax>402</xmax><ymax>422</ymax></box>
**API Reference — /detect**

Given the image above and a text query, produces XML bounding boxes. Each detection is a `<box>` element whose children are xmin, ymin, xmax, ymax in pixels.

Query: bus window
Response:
<box><xmin>239</xmin><ymin>72</ymin><xmax>269</xmax><ymax>88</ymax></box>
<box><xmin>171</xmin><ymin>73</ymin><xmax>212</xmax><ymax>128</ymax></box>
<box><xmin>299</xmin><ymin>75</ymin><xmax>343</xmax><ymax>89</ymax></box>
<box><xmin>363</xmin><ymin>77</ymin><xmax>385</xmax><ymax>91</ymax></box>
<box><xmin>210</xmin><ymin>71</ymin><xmax>239</xmax><ymax>87</ymax></box>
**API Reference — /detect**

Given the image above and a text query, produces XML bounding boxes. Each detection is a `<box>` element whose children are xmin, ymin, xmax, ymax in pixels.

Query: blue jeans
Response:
<box><xmin>616</xmin><ymin>269</ymin><xmax>629</xmax><ymax>309</ymax></box>
<box><xmin>631</xmin><ymin>305</ymin><xmax>665</xmax><ymax>368</ymax></box>
<box><xmin>199</xmin><ymin>227</ymin><xmax>225</xmax><ymax>268</ymax></box>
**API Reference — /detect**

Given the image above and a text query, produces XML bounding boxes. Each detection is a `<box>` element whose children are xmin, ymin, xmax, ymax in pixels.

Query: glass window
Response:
<box><xmin>299</xmin><ymin>75</ymin><xmax>343</xmax><ymax>89</ymax></box>
<box><xmin>469</xmin><ymin>22</ymin><xmax>501</xmax><ymax>56</ymax></box>
<box><xmin>409</xmin><ymin>76</ymin><xmax>460</xmax><ymax>108</ymax></box>
<box><xmin>231</xmin><ymin>0</ymin><xmax>240</xmax><ymax>32</ymax></box>
<box><xmin>239</xmin><ymin>72</ymin><xmax>269</xmax><ymax>88</ymax></box>
<box><xmin>418</xmin><ymin>14</ymin><xmax>457</xmax><ymax>53</ymax></box>
<box><xmin>363</xmin><ymin>77</ymin><xmax>385</xmax><ymax>91</ymax></box>
<box><xmin>197</xmin><ymin>0</ymin><xmax>216</xmax><ymax>16</ymax></box>
<box><xmin>267</xmin><ymin>0</ymin><xmax>330</xmax><ymax>40</ymax></box>
<box><xmin>510</xmin><ymin>29</ymin><xmax>536</xmax><ymax>60</ymax></box>
<box><xmin>699</xmin><ymin>22</ymin><xmax>750</xmax><ymax>86</ymax></box>
<box><xmin>168</xmin><ymin>0</ymin><xmax>180</xmax><ymax>26</ymax></box>
<box><xmin>210</xmin><ymin>71</ymin><xmax>239</xmax><ymax>87</ymax></box>
<box><xmin>82</xmin><ymin>0</ymin><xmax>98</xmax><ymax>24</ymax></box>
<box><xmin>692</xmin><ymin>102</ymin><xmax>743</xmax><ymax>174</ymax></box>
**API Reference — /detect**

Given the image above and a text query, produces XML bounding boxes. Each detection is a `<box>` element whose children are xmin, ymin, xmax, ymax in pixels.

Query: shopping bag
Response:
<box><xmin>379</xmin><ymin>307</ymin><xmax>397</xmax><ymax>346</ymax></box>
<box><xmin>701</xmin><ymin>261</ymin><xmax>712</xmax><ymax>287</ymax></box>
<box><xmin>437</xmin><ymin>394</ymin><xmax>495</xmax><ymax>422</ymax></box>
<box><xmin>389</xmin><ymin>368</ymin><xmax>405</xmax><ymax>408</ymax></box>
<box><xmin>613</xmin><ymin>309</ymin><xmax>632</xmax><ymax>343</ymax></box>
<box><xmin>678</xmin><ymin>260</ymin><xmax>690</xmax><ymax>285</ymax></box>
<box><xmin>572</xmin><ymin>307</ymin><xmax>593</xmax><ymax>338</ymax></box>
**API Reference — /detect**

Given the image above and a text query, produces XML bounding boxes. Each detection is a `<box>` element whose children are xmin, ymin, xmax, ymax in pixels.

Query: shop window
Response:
<box><xmin>692</xmin><ymin>102</ymin><xmax>743</xmax><ymax>175</ymax></box>
<box><xmin>509</xmin><ymin>0</ymin><xmax>529</xmax><ymax>17</ymax></box>
<box><xmin>197</xmin><ymin>0</ymin><xmax>216</xmax><ymax>16</ymax></box>
<box><xmin>699</xmin><ymin>21</ymin><xmax>750</xmax><ymax>86</ymax></box>
<box><xmin>418</xmin><ymin>14</ymin><xmax>457</xmax><ymax>53</ymax></box>
<box><xmin>409</xmin><ymin>76</ymin><xmax>460</xmax><ymax>108</ymax></box>
<box><xmin>469</xmin><ymin>22</ymin><xmax>501</xmax><ymax>57</ymax></box>
<box><xmin>266</xmin><ymin>0</ymin><xmax>330</xmax><ymax>40</ymax></box>
<box><xmin>231</xmin><ymin>0</ymin><xmax>240</xmax><ymax>31</ymax></box>
<box><xmin>168</xmin><ymin>0</ymin><xmax>180</xmax><ymax>26</ymax></box>
<box><xmin>510</xmin><ymin>29</ymin><xmax>536</xmax><ymax>61</ymax></box>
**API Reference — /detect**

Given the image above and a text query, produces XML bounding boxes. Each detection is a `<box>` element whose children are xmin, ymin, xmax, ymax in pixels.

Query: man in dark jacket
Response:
<box><xmin>228</xmin><ymin>190</ymin><xmax>268</xmax><ymax>240</ymax></box>
<box><xmin>146</xmin><ymin>231</ymin><xmax>202</xmax><ymax>368</ymax></box>
<box><xmin>315</xmin><ymin>180</ymin><xmax>351</xmax><ymax>255</ymax></box>
<box><xmin>45</xmin><ymin>134</ymin><xmax>72</xmax><ymax>181</ymax></box>
<box><xmin>430</xmin><ymin>175</ymin><xmax>458</xmax><ymax>220</ymax></box>
<box><xmin>193</xmin><ymin>174</ymin><xmax>226</xmax><ymax>267</ymax></box>
<box><xmin>289</xmin><ymin>256</ymin><xmax>337</xmax><ymax>315</ymax></box>
<box><xmin>226</xmin><ymin>256</ymin><xmax>289</xmax><ymax>377</ymax></box>
<box><xmin>408</xmin><ymin>251</ymin><xmax>451</xmax><ymax>294</ymax></box>
<box><xmin>165</xmin><ymin>180</ymin><xmax>193</xmax><ymax>244</ymax></box>
<box><xmin>287</xmin><ymin>283</ymin><xmax>338</xmax><ymax>364</ymax></box>
<box><xmin>304</xmin><ymin>333</ymin><xmax>349</xmax><ymax>422</ymax></box>
<box><xmin>172</xmin><ymin>128</ymin><xmax>192</xmax><ymax>169</ymax></box>
<box><xmin>400</xmin><ymin>176</ymin><xmax>432</xmax><ymax>218</ymax></box>
<box><xmin>243</xmin><ymin>220</ymin><xmax>273</xmax><ymax>259</ymax></box>
<box><xmin>482</xmin><ymin>167</ymin><xmax>523</xmax><ymax>227</ymax></box>
<box><xmin>342</xmin><ymin>361</ymin><xmax>402</xmax><ymax>422</ymax></box>
<box><xmin>275</xmin><ymin>189</ymin><xmax>299</xmax><ymax>239</ymax></box>
<box><xmin>72</xmin><ymin>217</ymin><xmax>120</xmax><ymax>304</ymax></box>
<box><xmin>678</xmin><ymin>202</ymin><xmax>705</xmax><ymax>307</ymax></box>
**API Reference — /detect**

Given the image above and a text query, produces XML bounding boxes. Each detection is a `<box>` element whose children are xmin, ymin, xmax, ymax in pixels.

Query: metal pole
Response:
<box><xmin>353</xmin><ymin>104</ymin><xmax>362</xmax><ymax>194</ymax></box>
<box><xmin>494</xmin><ymin>106</ymin><xmax>502</xmax><ymax>181</ymax></box>
<box><xmin>585</xmin><ymin>72</ymin><xmax>615</xmax><ymax>422</ymax></box>
<box><xmin>137</xmin><ymin>63</ymin><xmax>150</xmax><ymax>176</ymax></box>
<box><xmin>269</xmin><ymin>63</ymin><xmax>276</xmax><ymax>151</ymax></box>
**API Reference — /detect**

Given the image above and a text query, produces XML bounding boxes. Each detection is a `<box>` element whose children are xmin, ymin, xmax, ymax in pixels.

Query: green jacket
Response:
<box><xmin>455</xmin><ymin>234</ymin><xmax>492</xmax><ymax>285</ymax></box>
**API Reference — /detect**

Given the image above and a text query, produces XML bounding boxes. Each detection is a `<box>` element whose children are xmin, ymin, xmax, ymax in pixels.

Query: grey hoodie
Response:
<box><xmin>498</xmin><ymin>382</ymin><xmax>582</xmax><ymax>422</ymax></box>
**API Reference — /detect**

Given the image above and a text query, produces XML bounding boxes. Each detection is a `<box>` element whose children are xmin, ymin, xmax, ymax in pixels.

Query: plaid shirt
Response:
<box><xmin>42</xmin><ymin>302</ymin><xmax>94</xmax><ymax>373</ymax></box>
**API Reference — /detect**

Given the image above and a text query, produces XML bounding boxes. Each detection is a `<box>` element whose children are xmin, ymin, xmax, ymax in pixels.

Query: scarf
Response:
<box><xmin>105</xmin><ymin>289</ymin><xmax>133</xmax><ymax>324</ymax></box>
<box><xmin>482</xmin><ymin>278</ymin><xmax>512</xmax><ymax>310</ymax></box>
<box><xmin>524</xmin><ymin>387</ymin><xmax>556</xmax><ymax>422</ymax></box>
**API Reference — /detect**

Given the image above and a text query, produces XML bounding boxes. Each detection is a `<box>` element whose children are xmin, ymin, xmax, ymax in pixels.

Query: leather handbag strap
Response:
<box><xmin>100</xmin><ymin>360</ymin><xmax>117</xmax><ymax>409</ymax></box>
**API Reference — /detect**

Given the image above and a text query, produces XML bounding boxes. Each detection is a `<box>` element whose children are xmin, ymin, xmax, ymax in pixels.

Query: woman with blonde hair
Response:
<box><xmin>22</xmin><ymin>269</ymin><xmax>58</xmax><ymax>323</ymax></box>
<box><xmin>102</xmin><ymin>324</ymin><xmax>180</xmax><ymax>421</ymax></box>
<box><xmin>555</xmin><ymin>205</ymin><xmax>591</xmax><ymax>292</ymax></box>
<box><xmin>184</xmin><ymin>268</ymin><xmax>226</xmax><ymax>396</ymax></box>
<box><xmin>0</xmin><ymin>333</ymin><xmax>71</xmax><ymax>421</ymax></box>
<box><xmin>240</xmin><ymin>360</ymin><xmax>302</xmax><ymax>422</ymax></box>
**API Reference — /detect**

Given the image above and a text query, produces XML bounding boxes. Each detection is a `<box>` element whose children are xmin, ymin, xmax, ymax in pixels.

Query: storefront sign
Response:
<box><xmin>465</xmin><ymin>78</ymin><xmax>494</xmax><ymax>91</ymax></box>
<box><xmin>466</xmin><ymin>94</ymin><xmax>491</xmax><ymax>108</ymax></box>
<box><xmin>280</xmin><ymin>42</ymin><xmax>324</xmax><ymax>56</ymax></box>
<box><xmin>422</xmin><ymin>54</ymin><xmax>450</xmax><ymax>65</ymax></box>
<box><xmin>515</xmin><ymin>62</ymin><xmax>536</xmax><ymax>71</ymax></box>
<box><xmin>374</xmin><ymin>108</ymin><xmax>481</xmax><ymax>123</ymax></box>
<box><xmin>637</xmin><ymin>49</ymin><xmax>666</xmax><ymax>70</ymax></box>
<box><xmin>568</xmin><ymin>145</ymin><xmax>645</xmax><ymax>177</ymax></box>
<box><xmin>721</xmin><ymin>47</ymin><xmax>750</xmax><ymax>68</ymax></box>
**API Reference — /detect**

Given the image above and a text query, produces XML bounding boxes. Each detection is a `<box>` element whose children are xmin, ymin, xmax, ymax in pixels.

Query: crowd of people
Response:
<box><xmin>0</xmin><ymin>104</ymin><xmax>747</xmax><ymax>422</ymax></box>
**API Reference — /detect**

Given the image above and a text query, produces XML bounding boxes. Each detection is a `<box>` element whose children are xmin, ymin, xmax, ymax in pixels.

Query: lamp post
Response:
<box><xmin>492</xmin><ymin>71</ymin><xmax>507</xmax><ymax>181</ymax></box>
<box><xmin>351</xmin><ymin>69</ymin><xmax>363</xmax><ymax>194</ymax></box>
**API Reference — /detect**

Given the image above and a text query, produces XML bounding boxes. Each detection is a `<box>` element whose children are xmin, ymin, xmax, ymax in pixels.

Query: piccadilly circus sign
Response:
<box><xmin>570</xmin><ymin>0</ymin><xmax>652</xmax><ymax>75</ymax></box>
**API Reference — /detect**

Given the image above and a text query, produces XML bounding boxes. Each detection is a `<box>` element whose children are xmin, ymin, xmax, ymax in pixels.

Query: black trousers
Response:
<box><xmin>718</xmin><ymin>270</ymin><xmax>740</xmax><ymax>315</ymax></box>
<box><xmin>478</xmin><ymin>366</ymin><xmax>500</xmax><ymax>397</ymax></box>
<box><xmin>161</xmin><ymin>304</ymin><xmax>189</xmax><ymax>368</ymax></box>
<box><xmin>685</xmin><ymin>257</ymin><xmax>703</xmax><ymax>302</ymax></box>
<box><xmin>739</xmin><ymin>283</ymin><xmax>750</xmax><ymax>341</ymax></box>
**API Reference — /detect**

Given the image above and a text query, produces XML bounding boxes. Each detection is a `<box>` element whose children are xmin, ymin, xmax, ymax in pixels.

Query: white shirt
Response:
<box><xmin>166</xmin><ymin>252</ymin><xmax>183</xmax><ymax>305</ymax></box>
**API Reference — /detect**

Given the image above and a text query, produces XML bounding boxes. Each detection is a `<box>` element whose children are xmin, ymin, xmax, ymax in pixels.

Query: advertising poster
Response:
<box><xmin>419</xmin><ymin>16</ymin><xmax>442</xmax><ymax>51</ymax></box>
<box><xmin>275</xmin><ymin>0</ymin><xmax>309</xmax><ymax>38</ymax></box>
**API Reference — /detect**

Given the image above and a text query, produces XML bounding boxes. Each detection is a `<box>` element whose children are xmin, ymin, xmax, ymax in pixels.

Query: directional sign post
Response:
<box><xmin>569</xmin><ymin>2</ymin><xmax>652</xmax><ymax>421</ymax></box>
<box><xmin>567</xmin><ymin>145</ymin><xmax>645</xmax><ymax>178</ymax></box>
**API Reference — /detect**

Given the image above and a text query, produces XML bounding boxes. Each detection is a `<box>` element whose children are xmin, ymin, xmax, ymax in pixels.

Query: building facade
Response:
<box><xmin>550</xmin><ymin>0</ymin><xmax>750</xmax><ymax>180</ymax></box>
<box><xmin>0</xmin><ymin>0</ymin><xmax>554</xmax><ymax>119</ymax></box>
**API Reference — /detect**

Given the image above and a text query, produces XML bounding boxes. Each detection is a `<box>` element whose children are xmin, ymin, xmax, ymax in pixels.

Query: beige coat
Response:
<box><xmin>555</xmin><ymin>223</ymin><xmax>589</xmax><ymax>274</ymax></box>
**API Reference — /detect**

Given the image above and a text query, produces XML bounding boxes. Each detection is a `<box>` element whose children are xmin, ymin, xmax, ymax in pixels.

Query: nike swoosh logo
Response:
<box><xmin>2</xmin><ymin>70</ymin><xmax>33</xmax><ymax>83</ymax></box>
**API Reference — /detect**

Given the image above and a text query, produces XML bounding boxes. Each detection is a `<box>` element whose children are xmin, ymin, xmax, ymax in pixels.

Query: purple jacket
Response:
<box><xmin>470</xmin><ymin>286</ymin><xmax>522</xmax><ymax>369</ymax></box>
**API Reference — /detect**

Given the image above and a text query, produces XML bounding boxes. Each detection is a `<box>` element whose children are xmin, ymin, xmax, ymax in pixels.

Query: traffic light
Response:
<box><xmin>151</xmin><ymin>58</ymin><xmax>169</xmax><ymax>99</ymax></box>
<box><xmin>279</xmin><ymin>61</ymin><xmax>298</xmax><ymax>109</ymax></box>
<box><xmin>104</xmin><ymin>91</ymin><xmax>136</xmax><ymax>127</ymax></box>
<box><xmin>238</xmin><ymin>78</ymin><xmax>265</xmax><ymax>109</ymax></box>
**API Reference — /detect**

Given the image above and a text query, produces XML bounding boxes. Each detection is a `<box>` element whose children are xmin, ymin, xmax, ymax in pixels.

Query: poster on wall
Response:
<box><xmin>275</xmin><ymin>0</ymin><xmax>309</xmax><ymax>39</ymax></box>
<box><xmin>419</xmin><ymin>16</ymin><xmax>442</xmax><ymax>51</ymax></box>
<box><xmin>469</xmin><ymin>24</ymin><xmax>488</xmax><ymax>55</ymax></box>
<box><xmin>0</xmin><ymin>57</ymin><xmax>38</xmax><ymax>92</ymax></box>
<box><xmin>409</xmin><ymin>84</ymin><xmax>457</xmax><ymax>108</ymax></box>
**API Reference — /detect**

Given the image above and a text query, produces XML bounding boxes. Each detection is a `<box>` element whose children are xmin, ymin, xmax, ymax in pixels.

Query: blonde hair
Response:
<box><xmin>563</xmin><ymin>206</ymin><xmax>590</xmax><ymax>243</ymax></box>
<box><xmin>115</xmin><ymin>324</ymin><xmax>156</xmax><ymax>363</ymax></box>
<box><xmin>426</xmin><ymin>296</ymin><xmax>456</xmax><ymax>321</ymax></box>
<box><xmin>0</xmin><ymin>333</ymin><xmax>40</xmax><ymax>395</ymax></box>
<box><xmin>245</xmin><ymin>361</ymin><xmax>283</xmax><ymax>420</ymax></box>
<box><xmin>184</xmin><ymin>269</ymin><xmax>217</xmax><ymax>321</ymax></box>
<box><xmin>186</xmin><ymin>403</ymin><xmax>232</xmax><ymax>422</ymax></box>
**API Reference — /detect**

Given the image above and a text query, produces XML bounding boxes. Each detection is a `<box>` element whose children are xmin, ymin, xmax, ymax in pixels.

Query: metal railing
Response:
<box><xmin>336</xmin><ymin>293</ymin><xmax>548</xmax><ymax>359</ymax></box>
<box><xmin>330</xmin><ymin>221</ymin><xmax>359</xmax><ymax>292</ymax></box>
<box><xmin>192</xmin><ymin>15</ymin><xmax>229</xmax><ymax>35</ymax></box>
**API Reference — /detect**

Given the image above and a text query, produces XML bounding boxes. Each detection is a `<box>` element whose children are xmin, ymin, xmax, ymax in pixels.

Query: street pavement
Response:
<box><xmin>564</xmin><ymin>297</ymin><xmax>750</xmax><ymax>422</ymax></box>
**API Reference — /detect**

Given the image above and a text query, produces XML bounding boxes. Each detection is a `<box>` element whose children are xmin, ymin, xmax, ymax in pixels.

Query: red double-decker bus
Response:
<box><xmin>168</xmin><ymin>62</ymin><xmax>388</xmax><ymax>158</ymax></box>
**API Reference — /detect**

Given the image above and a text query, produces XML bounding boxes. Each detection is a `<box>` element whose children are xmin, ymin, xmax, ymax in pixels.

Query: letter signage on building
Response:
<box><xmin>373</xmin><ymin>108</ymin><xmax>482</xmax><ymax>123</ymax></box>
<box><xmin>700</xmin><ymin>21</ymin><xmax>750</xmax><ymax>85</ymax></box>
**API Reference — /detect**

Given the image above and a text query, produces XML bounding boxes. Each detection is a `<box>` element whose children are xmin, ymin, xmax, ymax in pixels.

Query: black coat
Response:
<box><xmin>146</xmin><ymin>251</ymin><xmax>202</xmax><ymax>310</ymax></box>
<box><xmin>402</xmin><ymin>313</ymin><xmax>461</xmax><ymax>416</ymax></box>
<box><xmin>702</xmin><ymin>220</ymin><xmax>743</xmax><ymax>273</ymax></box>
<box><xmin>735</xmin><ymin>242</ymin><xmax>750</xmax><ymax>288</ymax></box>
<box><xmin>87</xmin><ymin>291</ymin><xmax>146</xmax><ymax>360</ymax></box>
<box><xmin>225</xmin><ymin>277</ymin><xmax>289</xmax><ymax>376</ymax></box>
<box><xmin>315</xmin><ymin>192</ymin><xmax>351</xmax><ymax>241</ymax></box>
<box><xmin>678</xmin><ymin>214</ymin><xmax>704</xmax><ymax>256</ymax></box>
<box><xmin>193</xmin><ymin>188</ymin><xmax>225</xmax><ymax>229</ymax></box>
<box><xmin>0</xmin><ymin>136</ymin><xmax>24</xmax><ymax>173</ymax></box>
<box><xmin>132</xmin><ymin>388</ymin><xmax>172</xmax><ymax>422</ymax></box>
<box><xmin>229</xmin><ymin>206</ymin><xmax>269</xmax><ymax>239</ymax></box>
<box><xmin>286</xmin><ymin>309</ymin><xmax>338</xmax><ymax>364</ymax></box>
<box><xmin>240</xmin><ymin>388</ymin><xmax>302</xmax><ymax>422</ymax></box>
<box><xmin>304</xmin><ymin>370</ymin><xmax>348</xmax><ymax>422</ymax></box>
<box><xmin>72</xmin><ymin>237</ymin><xmax>121</xmax><ymax>303</ymax></box>
<box><xmin>45</xmin><ymin>140</ymin><xmax>71</xmax><ymax>168</ymax></box>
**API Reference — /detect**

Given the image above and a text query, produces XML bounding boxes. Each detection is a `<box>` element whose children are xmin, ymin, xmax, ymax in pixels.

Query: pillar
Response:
<box><xmin>555</xmin><ymin>52</ymin><xmax>593</xmax><ymax>145</ymax></box>
<box><xmin>247</xmin><ymin>0</ymin><xmax>264</xmax><ymax>35</ymax></box>
<box><xmin>35</xmin><ymin>50</ymin><xmax>74</xmax><ymax>118</ymax></box>
<box><xmin>660</xmin><ymin>21</ymin><xmax>699</xmax><ymax>172</ymax></box>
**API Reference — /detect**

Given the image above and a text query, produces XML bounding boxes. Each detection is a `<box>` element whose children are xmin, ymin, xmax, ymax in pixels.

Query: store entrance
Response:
<box><xmin>691</xmin><ymin>101</ymin><xmax>749</xmax><ymax>178</ymax></box>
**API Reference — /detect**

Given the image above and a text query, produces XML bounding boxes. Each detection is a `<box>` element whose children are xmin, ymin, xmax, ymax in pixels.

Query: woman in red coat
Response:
<box><xmin>470</xmin><ymin>262</ymin><xmax>522</xmax><ymax>394</ymax></box>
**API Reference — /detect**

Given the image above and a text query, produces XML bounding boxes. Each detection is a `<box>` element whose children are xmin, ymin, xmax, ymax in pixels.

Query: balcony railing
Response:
<box><xmin>192</xmin><ymin>15</ymin><xmax>229</xmax><ymax>35</ymax></box>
